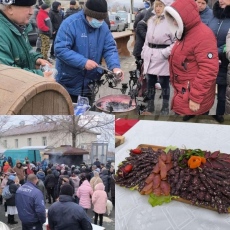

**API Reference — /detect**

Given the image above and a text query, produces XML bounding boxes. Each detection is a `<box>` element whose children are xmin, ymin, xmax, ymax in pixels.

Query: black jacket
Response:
<box><xmin>48</xmin><ymin>195</ymin><xmax>92</xmax><ymax>230</ymax></box>
<box><xmin>64</xmin><ymin>8</ymin><xmax>81</xmax><ymax>19</ymax></box>
<box><xmin>100</xmin><ymin>170</ymin><xmax>110</xmax><ymax>193</ymax></box>
<box><xmin>6</xmin><ymin>180</ymin><xmax>19</xmax><ymax>206</ymax></box>
<box><xmin>49</xmin><ymin>2</ymin><xmax>63</xmax><ymax>32</ymax></box>
<box><xmin>44</xmin><ymin>174</ymin><xmax>56</xmax><ymax>188</ymax></box>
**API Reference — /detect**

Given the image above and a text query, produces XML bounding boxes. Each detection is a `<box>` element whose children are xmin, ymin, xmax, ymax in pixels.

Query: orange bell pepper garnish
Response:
<box><xmin>187</xmin><ymin>156</ymin><xmax>206</xmax><ymax>169</ymax></box>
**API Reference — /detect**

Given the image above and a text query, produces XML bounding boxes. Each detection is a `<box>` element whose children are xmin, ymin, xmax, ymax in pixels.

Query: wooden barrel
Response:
<box><xmin>0</xmin><ymin>64</ymin><xmax>74</xmax><ymax>115</ymax></box>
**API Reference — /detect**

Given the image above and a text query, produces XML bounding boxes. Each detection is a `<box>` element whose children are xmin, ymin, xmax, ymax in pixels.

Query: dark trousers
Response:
<box><xmin>216</xmin><ymin>84</ymin><xmax>227</xmax><ymax>115</ymax></box>
<box><xmin>4</xmin><ymin>201</ymin><xmax>7</xmax><ymax>212</ymax></box>
<box><xmin>94</xmin><ymin>212</ymin><xmax>103</xmax><ymax>226</ymax></box>
<box><xmin>22</xmin><ymin>222</ymin><xmax>43</xmax><ymax>230</ymax></box>
<box><xmin>50</xmin><ymin>33</ymin><xmax>56</xmax><ymax>56</ymax></box>
<box><xmin>74</xmin><ymin>195</ymin><xmax>79</xmax><ymax>204</ymax></box>
<box><xmin>146</xmin><ymin>74</ymin><xmax>170</xmax><ymax>101</ymax></box>
<box><xmin>46</xmin><ymin>187</ymin><xmax>55</xmax><ymax>203</ymax></box>
<box><xmin>111</xmin><ymin>196</ymin><xmax>115</xmax><ymax>207</ymax></box>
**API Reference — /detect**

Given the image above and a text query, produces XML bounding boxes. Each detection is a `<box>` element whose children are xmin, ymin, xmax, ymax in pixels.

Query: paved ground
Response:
<box><xmin>0</xmin><ymin>201</ymin><xmax>115</xmax><ymax>230</ymax></box>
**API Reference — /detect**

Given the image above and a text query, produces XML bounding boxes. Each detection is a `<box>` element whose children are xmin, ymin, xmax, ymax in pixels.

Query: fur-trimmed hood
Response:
<box><xmin>164</xmin><ymin>0</ymin><xmax>201</xmax><ymax>40</ymax></box>
<box><xmin>213</xmin><ymin>1</ymin><xmax>230</xmax><ymax>19</ymax></box>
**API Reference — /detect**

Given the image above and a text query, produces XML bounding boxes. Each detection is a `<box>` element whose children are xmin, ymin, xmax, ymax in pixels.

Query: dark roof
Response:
<box><xmin>44</xmin><ymin>145</ymin><xmax>89</xmax><ymax>156</ymax></box>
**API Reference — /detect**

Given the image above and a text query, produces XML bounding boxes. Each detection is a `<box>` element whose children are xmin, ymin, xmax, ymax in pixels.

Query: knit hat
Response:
<box><xmin>8</xmin><ymin>175</ymin><xmax>16</xmax><ymax>181</ymax></box>
<box><xmin>84</xmin><ymin>0</ymin><xmax>108</xmax><ymax>20</ymax></box>
<box><xmin>70</xmin><ymin>0</ymin><xmax>76</xmax><ymax>5</ymax></box>
<box><xmin>6</xmin><ymin>0</ymin><xmax>37</xmax><ymax>6</ymax></box>
<box><xmin>41</xmin><ymin>3</ymin><xmax>50</xmax><ymax>10</ymax></box>
<box><xmin>60</xmin><ymin>184</ymin><xmax>74</xmax><ymax>196</ymax></box>
<box><xmin>38</xmin><ymin>0</ymin><xmax>44</xmax><ymax>6</ymax></box>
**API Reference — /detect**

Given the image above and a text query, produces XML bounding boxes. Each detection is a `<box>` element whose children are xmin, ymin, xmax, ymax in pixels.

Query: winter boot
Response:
<box><xmin>147</xmin><ymin>100</ymin><xmax>155</xmax><ymax>113</ymax></box>
<box><xmin>10</xmin><ymin>215</ymin><xmax>18</xmax><ymax>225</ymax></box>
<box><xmin>7</xmin><ymin>214</ymin><xmax>10</xmax><ymax>224</ymax></box>
<box><xmin>160</xmin><ymin>101</ymin><xmax>169</xmax><ymax>115</ymax></box>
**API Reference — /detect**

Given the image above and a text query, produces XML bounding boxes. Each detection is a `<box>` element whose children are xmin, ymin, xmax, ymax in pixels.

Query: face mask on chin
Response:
<box><xmin>89</xmin><ymin>18</ymin><xmax>104</xmax><ymax>28</ymax></box>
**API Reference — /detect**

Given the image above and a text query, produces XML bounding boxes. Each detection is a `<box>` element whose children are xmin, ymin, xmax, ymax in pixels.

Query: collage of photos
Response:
<box><xmin>0</xmin><ymin>0</ymin><xmax>230</xmax><ymax>229</ymax></box>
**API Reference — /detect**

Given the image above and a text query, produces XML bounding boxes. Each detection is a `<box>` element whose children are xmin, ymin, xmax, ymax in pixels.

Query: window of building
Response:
<box><xmin>27</xmin><ymin>138</ymin><xmax>32</xmax><ymax>146</ymax></box>
<box><xmin>42</xmin><ymin>136</ymin><xmax>47</xmax><ymax>146</ymax></box>
<box><xmin>15</xmin><ymin>139</ymin><xmax>18</xmax><ymax>148</ymax></box>
<box><xmin>3</xmin><ymin>140</ymin><xmax>7</xmax><ymax>148</ymax></box>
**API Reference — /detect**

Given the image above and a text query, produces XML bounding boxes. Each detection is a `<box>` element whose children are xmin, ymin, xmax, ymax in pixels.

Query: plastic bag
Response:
<box><xmin>73</xmin><ymin>96</ymin><xmax>91</xmax><ymax>115</ymax></box>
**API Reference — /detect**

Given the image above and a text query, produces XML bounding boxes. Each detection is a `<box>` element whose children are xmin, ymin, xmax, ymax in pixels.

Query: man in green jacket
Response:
<box><xmin>0</xmin><ymin>0</ymin><xmax>54</xmax><ymax>80</ymax></box>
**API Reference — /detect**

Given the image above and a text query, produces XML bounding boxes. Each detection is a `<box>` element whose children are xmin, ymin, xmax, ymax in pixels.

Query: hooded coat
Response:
<box><xmin>164</xmin><ymin>0</ymin><xmax>219</xmax><ymax>115</ymax></box>
<box><xmin>77</xmin><ymin>180</ymin><xmax>93</xmax><ymax>209</ymax></box>
<box><xmin>13</xmin><ymin>162</ymin><xmax>25</xmax><ymax>181</ymax></box>
<box><xmin>92</xmin><ymin>183</ymin><xmax>107</xmax><ymax>214</ymax></box>
<box><xmin>141</xmin><ymin>0</ymin><xmax>175</xmax><ymax>76</ymax></box>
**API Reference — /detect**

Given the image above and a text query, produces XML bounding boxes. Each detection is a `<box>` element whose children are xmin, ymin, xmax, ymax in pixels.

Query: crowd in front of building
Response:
<box><xmin>0</xmin><ymin>157</ymin><xmax>115</xmax><ymax>229</ymax></box>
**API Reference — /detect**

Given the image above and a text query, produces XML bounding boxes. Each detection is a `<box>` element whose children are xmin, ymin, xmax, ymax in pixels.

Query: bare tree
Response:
<box><xmin>33</xmin><ymin>115</ymin><xmax>115</xmax><ymax>148</ymax></box>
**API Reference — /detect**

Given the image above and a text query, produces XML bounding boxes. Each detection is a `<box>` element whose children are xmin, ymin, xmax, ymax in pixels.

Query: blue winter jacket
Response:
<box><xmin>199</xmin><ymin>6</ymin><xmax>213</xmax><ymax>25</ymax></box>
<box><xmin>54</xmin><ymin>10</ymin><xmax>120</xmax><ymax>97</ymax></box>
<box><xmin>15</xmin><ymin>181</ymin><xmax>46</xmax><ymax>225</ymax></box>
<box><xmin>208</xmin><ymin>2</ymin><xmax>230</xmax><ymax>84</ymax></box>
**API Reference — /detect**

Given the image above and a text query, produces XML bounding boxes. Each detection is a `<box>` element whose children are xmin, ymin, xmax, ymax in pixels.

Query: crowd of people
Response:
<box><xmin>0</xmin><ymin>0</ymin><xmax>124</xmax><ymax>106</ymax></box>
<box><xmin>0</xmin><ymin>157</ymin><xmax>115</xmax><ymax>229</ymax></box>
<box><xmin>133</xmin><ymin>0</ymin><xmax>230</xmax><ymax>122</ymax></box>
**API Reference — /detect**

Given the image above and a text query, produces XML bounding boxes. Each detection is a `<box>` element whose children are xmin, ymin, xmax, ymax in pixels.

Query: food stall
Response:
<box><xmin>115</xmin><ymin>120</ymin><xmax>230</xmax><ymax>230</ymax></box>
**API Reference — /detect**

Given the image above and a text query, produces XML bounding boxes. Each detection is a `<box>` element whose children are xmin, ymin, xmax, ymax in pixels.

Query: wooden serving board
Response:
<box><xmin>136</xmin><ymin>144</ymin><xmax>230</xmax><ymax>213</ymax></box>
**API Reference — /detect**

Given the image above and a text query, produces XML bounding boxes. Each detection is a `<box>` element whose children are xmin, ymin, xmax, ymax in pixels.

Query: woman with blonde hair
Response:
<box><xmin>141</xmin><ymin>0</ymin><xmax>175</xmax><ymax>114</ymax></box>
<box><xmin>90</xmin><ymin>171</ymin><xmax>103</xmax><ymax>191</ymax></box>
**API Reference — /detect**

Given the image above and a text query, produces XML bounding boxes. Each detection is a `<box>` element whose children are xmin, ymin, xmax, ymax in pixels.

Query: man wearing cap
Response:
<box><xmin>15</xmin><ymin>174</ymin><xmax>46</xmax><ymax>230</ymax></box>
<box><xmin>48</xmin><ymin>184</ymin><xmax>92</xmax><ymax>230</ymax></box>
<box><xmin>0</xmin><ymin>0</ymin><xmax>54</xmax><ymax>80</ymax></box>
<box><xmin>64</xmin><ymin>0</ymin><xmax>82</xmax><ymax>19</ymax></box>
<box><xmin>54</xmin><ymin>0</ymin><xmax>124</xmax><ymax>104</ymax></box>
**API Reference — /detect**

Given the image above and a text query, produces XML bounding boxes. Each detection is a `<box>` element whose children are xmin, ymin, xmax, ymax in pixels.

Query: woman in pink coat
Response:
<box><xmin>77</xmin><ymin>179</ymin><xmax>93</xmax><ymax>212</ymax></box>
<box><xmin>92</xmin><ymin>183</ymin><xmax>107</xmax><ymax>227</ymax></box>
<box><xmin>141</xmin><ymin>0</ymin><xmax>175</xmax><ymax>114</ymax></box>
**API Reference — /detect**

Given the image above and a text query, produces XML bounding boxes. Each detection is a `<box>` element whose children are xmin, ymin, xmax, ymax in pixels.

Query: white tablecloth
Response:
<box><xmin>115</xmin><ymin>120</ymin><xmax>230</xmax><ymax>230</ymax></box>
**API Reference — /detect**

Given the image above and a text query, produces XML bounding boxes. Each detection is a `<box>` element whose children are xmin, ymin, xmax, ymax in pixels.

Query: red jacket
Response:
<box><xmin>37</xmin><ymin>8</ymin><xmax>50</xmax><ymax>32</ymax></box>
<box><xmin>165</xmin><ymin>0</ymin><xmax>219</xmax><ymax>115</ymax></box>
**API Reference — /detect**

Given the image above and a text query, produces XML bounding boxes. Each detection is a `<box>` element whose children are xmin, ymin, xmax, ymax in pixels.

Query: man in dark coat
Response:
<box><xmin>64</xmin><ymin>0</ymin><xmax>82</xmax><ymax>19</ymax></box>
<box><xmin>48</xmin><ymin>184</ymin><xmax>92</xmax><ymax>230</ymax></box>
<box><xmin>49</xmin><ymin>1</ymin><xmax>63</xmax><ymax>59</ymax></box>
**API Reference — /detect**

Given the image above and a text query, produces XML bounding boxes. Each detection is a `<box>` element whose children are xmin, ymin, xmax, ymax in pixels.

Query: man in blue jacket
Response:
<box><xmin>54</xmin><ymin>0</ymin><xmax>124</xmax><ymax>104</ymax></box>
<box><xmin>15</xmin><ymin>174</ymin><xmax>46</xmax><ymax>230</ymax></box>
